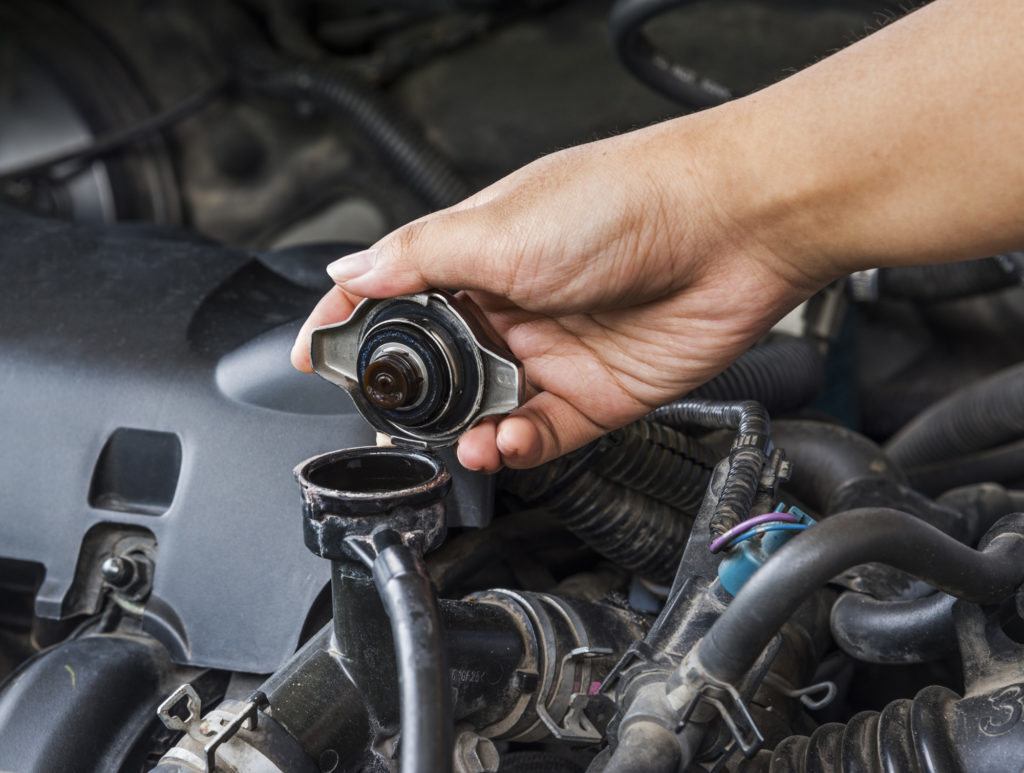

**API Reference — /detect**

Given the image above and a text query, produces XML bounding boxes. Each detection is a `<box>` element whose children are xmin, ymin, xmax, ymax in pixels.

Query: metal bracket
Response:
<box><xmin>157</xmin><ymin>686</ymin><xmax>269</xmax><ymax>773</ymax></box>
<box><xmin>199</xmin><ymin>693</ymin><xmax>268</xmax><ymax>773</ymax></box>
<box><xmin>157</xmin><ymin>683</ymin><xmax>202</xmax><ymax>732</ymax></box>
<box><xmin>535</xmin><ymin>646</ymin><xmax>614</xmax><ymax>743</ymax></box>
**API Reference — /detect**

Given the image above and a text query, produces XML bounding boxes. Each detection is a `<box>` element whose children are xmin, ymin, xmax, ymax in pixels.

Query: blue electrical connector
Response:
<box><xmin>718</xmin><ymin>505</ymin><xmax>817</xmax><ymax>596</ymax></box>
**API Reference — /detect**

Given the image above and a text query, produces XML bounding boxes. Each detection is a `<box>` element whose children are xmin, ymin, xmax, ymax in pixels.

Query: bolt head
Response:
<box><xmin>101</xmin><ymin>556</ymin><xmax>132</xmax><ymax>586</ymax></box>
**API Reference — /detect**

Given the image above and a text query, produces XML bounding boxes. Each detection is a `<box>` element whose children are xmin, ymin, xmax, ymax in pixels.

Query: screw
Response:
<box><xmin>100</xmin><ymin>556</ymin><xmax>135</xmax><ymax>587</ymax></box>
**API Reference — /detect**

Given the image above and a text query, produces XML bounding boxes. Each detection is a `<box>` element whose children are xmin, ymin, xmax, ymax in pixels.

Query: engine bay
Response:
<box><xmin>4</xmin><ymin>2</ymin><xmax>1024</xmax><ymax>771</ymax></box>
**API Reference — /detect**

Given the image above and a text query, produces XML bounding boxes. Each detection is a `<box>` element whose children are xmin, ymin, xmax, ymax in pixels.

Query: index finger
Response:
<box><xmin>290</xmin><ymin>285</ymin><xmax>365</xmax><ymax>372</ymax></box>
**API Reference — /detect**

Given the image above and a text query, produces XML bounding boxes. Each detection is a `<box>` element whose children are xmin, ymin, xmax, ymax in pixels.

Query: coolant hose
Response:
<box><xmin>829</xmin><ymin>591</ymin><xmax>957</xmax><ymax>664</ymax></box>
<box><xmin>884</xmin><ymin>362</ymin><xmax>1024</xmax><ymax>469</ymax></box>
<box><xmin>691</xmin><ymin>510</ymin><xmax>1024</xmax><ymax>685</ymax></box>
<box><xmin>608</xmin><ymin>0</ymin><xmax>731</xmax><ymax>109</ymax></box>
<box><xmin>876</xmin><ymin>256</ymin><xmax>1019</xmax><ymax>301</ymax></box>
<box><xmin>244</xmin><ymin>64</ymin><xmax>470</xmax><ymax>209</ymax></box>
<box><xmin>828</xmin><ymin>480</ymin><xmax>1024</xmax><ymax>664</ymax></box>
<box><xmin>600</xmin><ymin>723</ymin><xmax>682</xmax><ymax>773</ymax></box>
<box><xmin>372</xmin><ymin>538</ymin><xmax>452</xmax><ymax>773</ymax></box>
<box><xmin>771</xmin><ymin>420</ymin><xmax>906</xmax><ymax>513</ymax></box>
<box><xmin>906</xmin><ymin>437</ymin><xmax>1024</xmax><ymax>496</ymax></box>
<box><xmin>689</xmin><ymin>335</ymin><xmax>825</xmax><ymax>416</ymax></box>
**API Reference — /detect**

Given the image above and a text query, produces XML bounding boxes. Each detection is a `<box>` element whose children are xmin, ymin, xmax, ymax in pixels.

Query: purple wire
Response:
<box><xmin>709</xmin><ymin>511</ymin><xmax>800</xmax><ymax>553</ymax></box>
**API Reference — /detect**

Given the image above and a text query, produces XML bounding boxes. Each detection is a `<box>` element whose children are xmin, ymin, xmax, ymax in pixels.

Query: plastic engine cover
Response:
<box><xmin>0</xmin><ymin>207</ymin><xmax>491</xmax><ymax>672</ymax></box>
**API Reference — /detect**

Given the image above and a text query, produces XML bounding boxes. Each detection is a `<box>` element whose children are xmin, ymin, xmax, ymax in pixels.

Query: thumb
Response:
<box><xmin>327</xmin><ymin>208</ymin><xmax>503</xmax><ymax>298</ymax></box>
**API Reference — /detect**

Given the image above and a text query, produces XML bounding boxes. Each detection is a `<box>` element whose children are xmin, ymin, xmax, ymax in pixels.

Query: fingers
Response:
<box><xmin>495</xmin><ymin>391</ymin><xmax>612</xmax><ymax>469</ymax></box>
<box><xmin>289</xmin><ymin>285</ymin><xmax>364</xmax><ymax>371</ymax></box>
<box><xmin>326</xmin><ymin>205</ymin><xmax>507</xmax><ymax>299</ymax></box>
<box><xmin>455</xmin><ymin>389</ymin><xmax>615</xmax><ymax>472</ymax></box>
<box><xmin>455</xmin><ymin>418</ymin><xmax>501</xmax><ymax>472</ymax></box>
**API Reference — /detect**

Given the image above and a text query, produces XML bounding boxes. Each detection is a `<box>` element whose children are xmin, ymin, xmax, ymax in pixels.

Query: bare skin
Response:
<box><xmin>292</xmin><ymin>0</ymin><xmax>1024</xmax><ymax>472</ymax></box>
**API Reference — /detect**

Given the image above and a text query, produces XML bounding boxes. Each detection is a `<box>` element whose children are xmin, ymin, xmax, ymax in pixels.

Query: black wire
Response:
<box><xmin>608</xmin><ymin>0</ymin><xmax>732</xmax><ymax>110</ymax></box>
<box><xmin>0</xmin><ymin>76</ymin><xmax>231</xmax><ymax>183</ymax></box>
<box><xmin>371</xmin><ymin>537</ymin><xmax>452</xmax><ymax>773</ymax></box>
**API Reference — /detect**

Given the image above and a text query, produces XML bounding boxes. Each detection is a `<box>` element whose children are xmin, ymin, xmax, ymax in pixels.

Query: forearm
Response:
<box><xmin>686</xmin><ymin>0</ymin><xmax>1024</xmax><ymax>282</ymax></box>
<box><xmin>296</xmin><ymin>0</ymin><xmax>1024</xmax><ymax>468</ymax></box>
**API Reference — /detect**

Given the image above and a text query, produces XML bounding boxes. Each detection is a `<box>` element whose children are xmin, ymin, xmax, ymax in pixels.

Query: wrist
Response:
<box><xmin>642</xmin><ymin>104</ymin><xmax>842</xmax><ymax>301</ymax></box>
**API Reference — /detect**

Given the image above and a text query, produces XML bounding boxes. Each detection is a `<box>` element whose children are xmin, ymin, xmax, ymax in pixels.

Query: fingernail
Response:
<box><xmin>496</xmin><ymin>429</ymin><xmax>518</xmax><ymax>458</ymax></box>
<box><xmin>326</xmin><ymin>248</ymin><xmax>378</xmax><ymax>283</ymax></box>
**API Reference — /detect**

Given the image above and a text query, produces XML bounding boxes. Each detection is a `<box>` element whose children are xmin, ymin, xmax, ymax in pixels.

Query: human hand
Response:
<box><xmin>291</xmin><ymin>0</ymin><xmax>1024</xmax><ymax>472</ymax></box>
<box><xmin>290</xmin><ymin>114</ymin><xmax>832</xmax><ymax>472</ymax></box>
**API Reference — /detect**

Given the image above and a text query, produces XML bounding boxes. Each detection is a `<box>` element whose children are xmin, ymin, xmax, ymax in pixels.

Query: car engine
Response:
<box><xmin>3</xmin><ymin>2</ymin><xmax>1024</xmax><ymax>771</ymax></box>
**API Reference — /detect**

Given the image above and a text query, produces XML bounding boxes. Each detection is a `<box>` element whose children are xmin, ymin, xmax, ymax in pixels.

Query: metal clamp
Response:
<box><xmin>199</xmin><ymin>693</ymin><xmax>267</xmax><ymax>773</ymax></box>
<box><xmin>157</xmin><ymin>686</ymin><xmax>269</xmax><ymax>773</ymax></box>
<box><xmin>674</xmin><ymin>675</ymin><xmax>764</xmax><ymax>759</ymax></box>
<box><xmin>597</xmin><ymin>640</ymin><xmax>654</xmax><ymax>698</ymax></box>
<box><xmin>535</xmin><ymin>646</ymin><xmax>614</xmax><ymax>743</ymax></box>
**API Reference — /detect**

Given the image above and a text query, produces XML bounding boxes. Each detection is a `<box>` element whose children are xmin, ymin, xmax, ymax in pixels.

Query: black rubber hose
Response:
<box><xmin>829</xmin><ymin>591</ymin><xmax>957</xmax><ymax>664</ymax></box>
<box><xmin>877</xmin><ymin>256</ymin><xmax>1018</xmax><ymax>301</ymax></box>
<box><xmin>937</xmin><ymin>483</ymin><xmax>1024</xmax><ymax>537</ymax></box>
<box><xmin>244</xmin><ymin>64</ymin><xmax>471</xmax><ymax>209</ymax></box>
<box><xmin>884</xmin><ymin>362</ymin><xmax>1024</xmax><ymax>470</ymax></box>
<box><xmin>372</xmin><ymin>538</ymin><xmax>452</xmax><ymax>773</ymax></box>
<box><xmin>690</xmin><ymin>510</ymin><xmax>1024</xmax><ymax>685</ymax></box>
<box><xmin>828</xmin><ymin>482</ymin><xmax>1024</xmax><ymax>665</ymax></box>
<box><xmin>771</xmin><ymin>420</ymin><xmax>906</xmax><ymax>514</ymax></box>
<box><xmin>689</xmin><ymin>336</ymin><xmax>826</xmax><ymax>416</ymax></box>
<box><xmin>608</xmin><ymin>0</ymin><xmax>732</xmax><ymax>109</ymax></box>
<box><xmin>906</xmin><ymin>437</ymin><xmax>1024</xmax><ymax>496</ymax></box>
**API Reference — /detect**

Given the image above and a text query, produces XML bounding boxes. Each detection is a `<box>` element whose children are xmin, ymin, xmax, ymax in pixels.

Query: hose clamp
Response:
<box><xmin>666</xmin><ymin>654</ymin><xmax>764</xmax><ymax>759</ymax></box>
